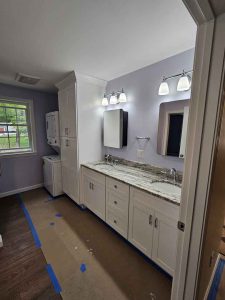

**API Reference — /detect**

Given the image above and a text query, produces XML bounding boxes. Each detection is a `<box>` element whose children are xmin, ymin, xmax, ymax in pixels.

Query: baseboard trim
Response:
<box><xmin>0</xmin><ymin>183</ymin><xmax>44</xmax><ymax>198</ymax></box>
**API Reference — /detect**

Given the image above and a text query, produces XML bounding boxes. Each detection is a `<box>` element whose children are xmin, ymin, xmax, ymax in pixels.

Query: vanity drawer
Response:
<box><xmin>106</xmin><ymin>189</ymin><xmax>129</xmax><ymax>216</ymax></box>
<box><xmin>106</xmin><ymin>207</ymin><xmax>128</xmax><ymax>239</ymax></box>
<box><xmin>106</xmin><ymin>177</ymin><xmax>129</xmax><ymax>195</ymax></box>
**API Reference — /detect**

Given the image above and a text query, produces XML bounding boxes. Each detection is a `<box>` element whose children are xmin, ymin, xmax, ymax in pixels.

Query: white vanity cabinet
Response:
<box><xmin>81</xmin><ymin>166</ymin><xmax>179</xmax><ymax>276</ymax></box>
<box><xmin>82</xmin><ymin>167</ymin><xmax>106</xmax><ymax>221</ymax></box>
<box><xmin>106</xmin><ymin>177</ymin><xmax>129</xmax><ymax>238</ymax></box>
<box><xmin>129</xmin><ymin>187</ymin><xmax>179</xmax><ymax>276</ymax></box>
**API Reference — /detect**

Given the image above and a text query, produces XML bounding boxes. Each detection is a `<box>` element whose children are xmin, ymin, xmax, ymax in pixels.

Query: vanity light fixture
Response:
<box><xmin>118</xmin><ymin>88</ymin><xmax>127</xmax><ymax>103</ymax></box>
<box><xmin>102</xmin><ymin>89</ymin><xmax>127</xmax><ymax>106</ymax></box>
<box><xmin>110</xmin><ymin>92</ymin><xmax>118</xmax><ymax>105</ymax></box>
<box><xmin>158</xmin><ymin>77</ymin><xmax>170</xmax><ymax>95</ymax></box>
<box><xmin>102</xmin><ymin>94</ymin><xmax>109</xmax><ymax>106</ymax></box>
<box><xmin>159</xmin><ymin>70</ymin><xmax>193</xmax><ymax>96</ymax></box>
<box><xmin>177</xmin><ymin>71</ymin><xmax>192</xmax><ymax>92</ymax></box>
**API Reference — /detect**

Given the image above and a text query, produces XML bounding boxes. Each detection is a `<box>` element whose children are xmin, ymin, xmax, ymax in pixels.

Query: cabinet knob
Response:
<box><xmin>114</xmin><ymin>220</ymin><xmax>117</xmax><ymax>224</ymax></box>
<box><xmin>114</xmin><ymin>185</ymin><xmax>117</xmax><ymax>189</ymax></box>
<box><xmin>114</xmin><ymin>200</ymin><xmax>118</xmax><ymax>205</ymax></box>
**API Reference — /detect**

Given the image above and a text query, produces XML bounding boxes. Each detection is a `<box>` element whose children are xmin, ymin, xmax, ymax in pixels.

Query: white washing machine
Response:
<box><xmin>43</xmin><ymin>155</ymin><xmax>63</xmax><ymax>197</ymax></box>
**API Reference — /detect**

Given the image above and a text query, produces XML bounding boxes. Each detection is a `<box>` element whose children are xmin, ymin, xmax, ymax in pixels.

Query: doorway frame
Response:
<box><xmin>172</xmin><ymin>2</ymin><xmax>225</xmax><ymax>299</ymax></box>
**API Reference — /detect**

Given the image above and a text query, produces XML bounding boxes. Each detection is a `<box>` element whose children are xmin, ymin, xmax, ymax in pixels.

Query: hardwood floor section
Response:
<box><xmin>0</xmin><ymin>195</ymin><xmax>62</xmax><ymax>300</ymax></box>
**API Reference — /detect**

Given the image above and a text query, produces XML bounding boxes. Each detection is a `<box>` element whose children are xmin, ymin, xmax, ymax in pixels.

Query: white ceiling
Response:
<box><xmin>0</xmin><ymin>0</ymin><xmax>196</xmax><ymax>91</ymax></box>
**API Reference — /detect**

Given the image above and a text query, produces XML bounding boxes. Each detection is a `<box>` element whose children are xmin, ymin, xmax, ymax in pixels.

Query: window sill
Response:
<box><xmin>0</xmin><ymin>151</ymin><xmax>37</xmax><ymax>159</ymax></box>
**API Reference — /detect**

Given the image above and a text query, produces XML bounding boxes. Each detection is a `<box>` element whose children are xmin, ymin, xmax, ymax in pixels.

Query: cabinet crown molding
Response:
<box><xmin>55</xmin><ymin>71</ymin><xmax>107</xmax><ymax>90</ymax></box>
<box><xmin>55</xmin><ymin>71</ymin><xmax>76</xmax><ymax>90</ymax></box>
<box><xmin>76</xmin><ymin>72</ymin><xmax>107</xmax><ymax>88</ymax></box>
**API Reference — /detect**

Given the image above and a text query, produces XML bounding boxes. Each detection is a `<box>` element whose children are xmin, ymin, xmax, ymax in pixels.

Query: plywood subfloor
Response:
<box><xmin>0</xmin><ymin>194</ymin><xmax>62</xmax><ymax>300</ymax></box>
<box><xmin>22</xmin><ymin>188</ymin><xmax>172</xmax><ymax>300</ymax></box>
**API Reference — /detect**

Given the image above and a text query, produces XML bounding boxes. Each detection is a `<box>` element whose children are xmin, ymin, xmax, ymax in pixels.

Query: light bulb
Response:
<box><xmin>110</xmin><ymin>93</ymin><xmax>118</xmax><ymax>105</ymax></box>
<box><xmin>119</xmin><ymin>89</ymin><xmax>127</xmax><ymax>103</ymax></box>
<box><xmin>102</xmin><ymin>94</ymin><xmax>108</xmax><ymax>106</ymax></box>
<box><xmin>158</xmin><ymin>80</ymin><xmax>169</xmax><ymax>95</ymax></box>
<box><xmin>177</xmin><ymin>74</ymin><xmax>191</xmax><ymax>91</ymax></box>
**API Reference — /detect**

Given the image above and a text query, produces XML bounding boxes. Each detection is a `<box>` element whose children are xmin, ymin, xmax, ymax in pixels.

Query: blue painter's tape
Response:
<box><xmin>55</xmin><ymin>213</ymin><xmax>62</xmax><ymax>218</ymax></box>
<box><xmin>17</xmin><ymin>194</ymin><xmax>41</xmax><ymax>248</ymax></box>
<box><xmin>46</xmin><ymin>264</ymin><xmax>62</xmax><ymax>294</ymax></box>
<box><xmin>80</xmin><ymin>263</ymin><xmax>87</xmax><ymax>273</ymax></box>
<box><xmin>208</xmin><ymin>258</ymin><xmax>225</xmax><ymax>300</ymax></box>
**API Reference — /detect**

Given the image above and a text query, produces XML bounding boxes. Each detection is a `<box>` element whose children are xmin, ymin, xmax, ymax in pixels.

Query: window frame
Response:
<box><xmin>0</xmin><ymin>97</ymin><xmax>36</xmax><ymax>157</ymax></box>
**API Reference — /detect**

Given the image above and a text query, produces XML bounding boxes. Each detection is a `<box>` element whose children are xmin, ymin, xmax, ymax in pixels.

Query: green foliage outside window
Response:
<box><xmin>0</xmin><ymin>101</ymin><xmax>31</xmax><ymax>151</ymax></box>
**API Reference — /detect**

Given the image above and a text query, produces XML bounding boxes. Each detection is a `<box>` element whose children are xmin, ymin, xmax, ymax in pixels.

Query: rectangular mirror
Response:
<box><xmin>103</xmin><ymin>109</ymin><xmax>128</xmax><ymax>148</ymax></box>
<box><xmin>157</xmin><ymin>99</ymin><xmax>189</xmax><ymax>158</ymax></box>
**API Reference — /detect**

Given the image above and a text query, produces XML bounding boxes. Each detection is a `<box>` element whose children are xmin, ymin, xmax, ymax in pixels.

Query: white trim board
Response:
<box><xmin>0</xmin><ymin>183</ymin><xmax>43</xmax><ymax>198</ymax></box>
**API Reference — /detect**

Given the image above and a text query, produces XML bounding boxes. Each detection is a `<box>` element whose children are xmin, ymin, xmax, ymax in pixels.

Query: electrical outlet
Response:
<box><xmin>137</xmin><ymin>149</ymin><xmax>144</xmax><ymax>159</ymax></box>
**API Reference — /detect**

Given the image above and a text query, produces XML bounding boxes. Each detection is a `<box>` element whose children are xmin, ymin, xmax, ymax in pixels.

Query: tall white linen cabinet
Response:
<box><xmin>55</xmin><ymin>71</ymin><xmax>107</xmax><ymax>203</ymax></box>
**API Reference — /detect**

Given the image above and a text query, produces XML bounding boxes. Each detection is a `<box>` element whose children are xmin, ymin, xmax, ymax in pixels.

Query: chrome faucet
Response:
<box><xmin>170</xmin><ymin>168</ymin><xmax>177</xmax><ymax>184</ymax></box>
<box><xmin>105</xmin><ymin>154</ymin><xmax>112</xmax><ymax>164</ymax></box>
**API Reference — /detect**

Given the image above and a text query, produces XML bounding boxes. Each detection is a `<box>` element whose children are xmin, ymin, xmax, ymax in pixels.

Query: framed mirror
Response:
<box><xmin>157</xmin><ymin>99</ymin><xmax>189</xmax><ymax>158</ymax></box>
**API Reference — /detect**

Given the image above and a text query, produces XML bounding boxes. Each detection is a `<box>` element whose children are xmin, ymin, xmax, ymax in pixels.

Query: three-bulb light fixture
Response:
<box><xmin>102</xmin><ymin>88</ymin><xmax>127</xmax><ymax>106</ymax></box>
<box><xmin>158</xmin><ymin>70</ymin><xmax>192</xmax><ymax>96</ymax></box>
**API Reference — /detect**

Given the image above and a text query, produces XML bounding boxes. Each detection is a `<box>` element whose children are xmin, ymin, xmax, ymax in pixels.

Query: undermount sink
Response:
<box><xmin>94</xmin><ymin>162</ymin><xmax>114</xmax><ymax>168</ymax></box>
<box><xmin>151</xmin><ymin>181</ymin><xmax>181</xmax><ymax>195</ymax></box>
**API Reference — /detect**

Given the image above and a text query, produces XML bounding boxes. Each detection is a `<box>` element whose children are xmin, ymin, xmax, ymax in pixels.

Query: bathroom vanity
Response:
<box><xmin>80</xmin><ymin>160</ymin><xmax>181</xmax><ymax>276</ymax></box>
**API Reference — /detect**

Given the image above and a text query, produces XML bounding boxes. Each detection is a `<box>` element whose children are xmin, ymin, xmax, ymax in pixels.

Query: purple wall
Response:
<box><xmin>0</xmin><ymin>83</ymin><xmax>58</xmax><ymax>195</ymax></box>
<box><xmin>104</xmin><ymin>49</ymin><xmax>195</xmax><ymax>171</ymax></box>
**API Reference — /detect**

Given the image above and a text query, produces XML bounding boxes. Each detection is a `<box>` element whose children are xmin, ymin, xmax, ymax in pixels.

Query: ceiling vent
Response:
<box><xmin>15</xmin><ymin>73</ymin><xmax>40</xmax><ymax>85</ymax></box>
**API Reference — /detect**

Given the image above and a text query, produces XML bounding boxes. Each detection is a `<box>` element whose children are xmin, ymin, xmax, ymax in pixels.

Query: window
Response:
<box><xmin>0</xmin><ymin>99</ymin><xmax>35</xmax><ymax>155</ymax></box>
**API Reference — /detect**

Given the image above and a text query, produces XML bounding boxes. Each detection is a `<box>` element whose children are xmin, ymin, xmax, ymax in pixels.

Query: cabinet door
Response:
<box><xmin>58</xmin><ymin>89</ymin><xmax>68</xmax><ymax>137</ymax></box>
<box><xmin>152</xmin><ymin>211</ymin><xmax>178</xmax><ymax>276</ymax></box>
<box><xmin>83</xmin><ymin>168</ymin><xmax>106</xmax><ymax>221</ymax></box>
<box><xmin>61</xmin><ymin>137</ymin><xmax>78</xmax><ymax>202</ymax></box>
<box><xmin>128</xmin><ymin>197</ymin><xmax>154</xmax><ymax>258</ymax></box>
<box><xmin>67</xmin><ymin>85</ymin><xmax>76</xmax><ymax>138</ymax></box>
<box><xmin>83</xmin><ymin>174</ymin><xmax>94</xmax><ymax>209</ymax></box>
<box><xmin>61</xmin><ymin>165</ymin><xmax>78</xmax><ymax>201</ymax></box>
<box><xmin>61</xmin><ymin>138</ymin><xmax>77</xmax><ymax>169</ymax></box>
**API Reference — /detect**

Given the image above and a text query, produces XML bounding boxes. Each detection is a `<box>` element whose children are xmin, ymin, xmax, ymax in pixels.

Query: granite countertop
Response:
<box><xmin>82</xmin><ymin>161</ymin><xmax>182</xmax><ymax>206</ymax></box>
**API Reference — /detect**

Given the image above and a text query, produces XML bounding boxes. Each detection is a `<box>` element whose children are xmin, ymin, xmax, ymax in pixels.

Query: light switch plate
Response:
<box><xmin>137</xmin><ymin>149</ymin><xmax>144</xmax><ymax>159</ymax></box>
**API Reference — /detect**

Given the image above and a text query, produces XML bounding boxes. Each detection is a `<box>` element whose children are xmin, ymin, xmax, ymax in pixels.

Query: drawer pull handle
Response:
<box><xmin>114</xmin><ymin>201</ymin><xmax>118</xmax><ymax>205</ymax></box>
<box><xmin>114</xmin><ymin>220</ymin><xmax>117</xmax><ymax>224</ymax></box>
<box><xmin>92</xmin><ymin>183</ymin><xmax>94</xmax><ymax>190</ymax></box>
<box><xmin>149</xmin><ymin>214</ymin><xmax>153</xmax><ymax>225</ymax></box>
<box><xmin>155</xmin><ymin>218</ymin><xmax>158</xmax><ymax>228</ymax></box>
<box><xmin>89</xmin><ymin>183</ymin><xmax>92</xmax><ymax>189</ymax></box>
<box><xmin>114</xmin><ymin>185</ymin><xmax>117</xmax><ymax>189</ymax></box>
